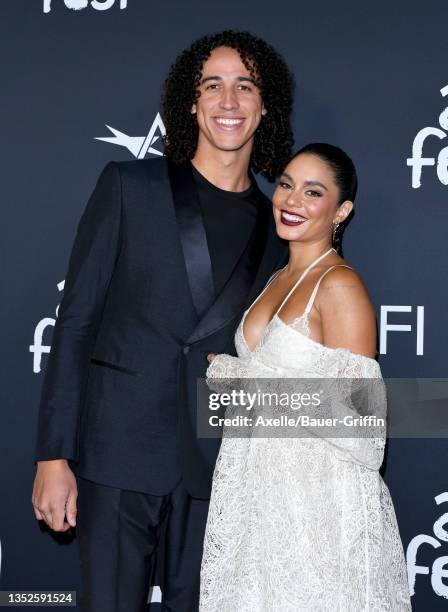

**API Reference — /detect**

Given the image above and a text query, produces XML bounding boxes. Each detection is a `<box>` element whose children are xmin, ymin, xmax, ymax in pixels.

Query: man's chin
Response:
<box><xmin>199</xmin><ymin>128</ymin><xmax>254</xmax><ymax>153</ymax></box>
<box><xmin>210</xmin><ymin>138</ymin><xmax>253</xmax><ymax>153</ymax></box>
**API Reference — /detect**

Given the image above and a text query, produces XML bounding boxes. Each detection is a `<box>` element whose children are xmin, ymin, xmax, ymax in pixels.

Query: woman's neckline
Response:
<box><xmin>242</xmin><ymin>247</ymin><xmax>336</xmax><ymax>350</ymax></box>
<box><xmin>239</xmin><ymin>311</ymin><xmax>379</xmax><ymax>366</ymax></box>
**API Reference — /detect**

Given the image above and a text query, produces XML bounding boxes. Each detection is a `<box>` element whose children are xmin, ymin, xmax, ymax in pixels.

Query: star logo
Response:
<box><xmin>95</xmin><ymin>112</ymin><xmax>166</xmax><ymax>158</ymax></box>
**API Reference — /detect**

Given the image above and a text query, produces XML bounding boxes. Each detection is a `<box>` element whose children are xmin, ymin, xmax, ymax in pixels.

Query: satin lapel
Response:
<box><xmin>168</xmin><ymin>160</ymin><xmax>215</xmax><ymax>319</ymax></box>
<box><xmin>186</xmin><ymin>187</ymin><xmax>286</xmax><ymax>345</ymax></box>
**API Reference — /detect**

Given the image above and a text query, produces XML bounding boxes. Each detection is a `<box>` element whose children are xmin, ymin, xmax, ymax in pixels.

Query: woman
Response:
<box><xmin>199</xmin><ymin>144</ymin><xmax>411</xmax><ymax>611</ymax></box>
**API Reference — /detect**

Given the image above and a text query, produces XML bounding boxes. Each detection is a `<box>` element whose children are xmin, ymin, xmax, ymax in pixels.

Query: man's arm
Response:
<box><xmin>32</xmin><ymin>161</ymin><xmax>122</xmax><ymax>531</ymax></box>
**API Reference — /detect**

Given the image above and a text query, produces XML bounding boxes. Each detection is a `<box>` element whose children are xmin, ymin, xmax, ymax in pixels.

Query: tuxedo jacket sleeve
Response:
<box><xmin>35</xmin><ymin>162</ymin><xmax>122</xmax><ymax>463</ymax></box>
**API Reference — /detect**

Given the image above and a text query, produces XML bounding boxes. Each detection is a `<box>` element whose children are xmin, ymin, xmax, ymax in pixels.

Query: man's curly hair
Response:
<box><xmin>161</xmin><ymin>30</ymin><xmax>294</xmax><ymax>182</ymax></box>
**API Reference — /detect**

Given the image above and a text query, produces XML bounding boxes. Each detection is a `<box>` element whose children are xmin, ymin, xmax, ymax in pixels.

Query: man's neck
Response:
<box><xmin>191</xmin><ymin>143</ymin><xmax>253</xmax><ymax>192</ymax></box>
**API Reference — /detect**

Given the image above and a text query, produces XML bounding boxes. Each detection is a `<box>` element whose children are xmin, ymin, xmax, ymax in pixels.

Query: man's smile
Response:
<box><xmin>212</xmin><ymin>116</ymin><xmax>246</xmax><ymax>131</ymax></box>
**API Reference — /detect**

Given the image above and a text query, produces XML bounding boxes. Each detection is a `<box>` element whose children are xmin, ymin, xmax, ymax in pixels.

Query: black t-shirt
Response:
<box><xmin>191</xmin><ymin>163</ymin><xmax>263</xmax><ymax>297</ymax></box>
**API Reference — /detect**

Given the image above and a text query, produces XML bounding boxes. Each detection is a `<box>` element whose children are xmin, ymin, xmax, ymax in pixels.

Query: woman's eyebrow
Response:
<box><xmin>281</xmin><ymin>172</ymin><xmax>294</xmax><ymax>182</ymax></box>
<box><xmin>304</xmin><ymin>179</ymin><xmax>328</xmax><ymax>191</ymax></box>
<box><xmin>280</xmin><ymin>174</ymin><xmax>328</xmax><ymax>192</ymax></box>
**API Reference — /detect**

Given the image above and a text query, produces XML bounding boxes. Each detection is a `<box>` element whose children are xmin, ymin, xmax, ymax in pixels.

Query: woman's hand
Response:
<box><xmin>207</xmin><ymin>353</ymin><xmax>216</xmax><ymax>363</ymax></box>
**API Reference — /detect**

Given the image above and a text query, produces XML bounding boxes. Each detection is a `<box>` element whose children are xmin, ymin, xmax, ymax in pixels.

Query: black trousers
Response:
<box><xmin>76</xmin><ymin>476</ymin><xmax>209</xmax><ymax>612</ymax></box>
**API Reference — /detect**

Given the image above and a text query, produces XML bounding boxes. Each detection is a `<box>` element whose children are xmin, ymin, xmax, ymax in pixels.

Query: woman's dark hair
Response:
<box><xmin>292</xmin><ymin>143</ymin><xmax>358</xmax><ymax>255</ymax></box>
<box><xmin>161</xmin><ymin>30</ymin><xmax>294</xmax><ymax>182</ymax></box>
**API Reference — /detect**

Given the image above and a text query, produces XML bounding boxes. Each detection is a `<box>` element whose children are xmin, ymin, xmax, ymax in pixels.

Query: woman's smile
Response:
<box><xmin>280</xmin><ymin>209</ymin><xmax>308</xmax><ymax>226</ymax></box>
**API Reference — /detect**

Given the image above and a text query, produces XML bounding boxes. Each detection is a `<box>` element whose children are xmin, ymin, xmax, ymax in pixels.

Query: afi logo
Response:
<box><xmin>95</xmin><ymin>113</ymin><xmax>166</xmax><ymax>158</ymax></box>
<box><xmin>407</xmin><ymin>85</ymin><xmax>448</xmax><ymax>188</ymax></box>
<box><xmin>407</xmin><ymin>492</ymin><xmax>448</xmax><ymax>599</ymax></box>
<box><xmin>380</xmin><ymin>306</ymin><xmax>424</xmax><ymax>355</ymax></box>
<box><xmin>44</xmin><ymin>0</ymin><xmax>128</xmax><ymax>13</ymax></box>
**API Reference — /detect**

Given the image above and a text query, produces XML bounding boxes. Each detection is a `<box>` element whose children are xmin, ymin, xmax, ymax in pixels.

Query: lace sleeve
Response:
<box><xmin>323</xmin><ymin>350</ymin><xmax>386</xmax><ymax>470</ymax></box>
<box><xmin>205</xmin><ymin>353</ymin><xmax>255</xmax><ymax>397</ymax></box>
<box><xmin>270</xmin><ymin>350</ymin><xmax>386</xmax><ymax>470</ymax></box>
<box><xmin>206</xmin><ymin>354</ymin><xmax>251</xmax><ymax>379</ymax></box>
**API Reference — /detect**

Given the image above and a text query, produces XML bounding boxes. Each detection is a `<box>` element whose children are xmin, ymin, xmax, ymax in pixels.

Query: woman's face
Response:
<box><xmin>272</xmin><ymin>153</ymin><xmax>352</xmax><ymax>243</ymax></box>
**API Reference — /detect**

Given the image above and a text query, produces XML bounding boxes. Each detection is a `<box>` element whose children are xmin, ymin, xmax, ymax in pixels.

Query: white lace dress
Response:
<box><xmin>199</xmin><ymin>249</ymin><xmax>411</xmax><ymax>612</ymax></box>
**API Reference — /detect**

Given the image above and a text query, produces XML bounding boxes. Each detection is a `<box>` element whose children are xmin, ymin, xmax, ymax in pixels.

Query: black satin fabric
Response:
<box><xmin>167</xmin><ymin>161</ymin><xmax>215</xmax><ymax>319</ymax></box>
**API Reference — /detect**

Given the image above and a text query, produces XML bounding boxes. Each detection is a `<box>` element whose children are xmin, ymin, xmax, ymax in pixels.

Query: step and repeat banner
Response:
<box><xmin>1</xmin><ymin>1</ymin><xmax>447</xmax><ymax>609</ymax></box>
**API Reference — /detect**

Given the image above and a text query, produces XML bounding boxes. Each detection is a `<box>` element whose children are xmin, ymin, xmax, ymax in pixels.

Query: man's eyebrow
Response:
<box><xmin>200</xmin><ymin>75</ymin><xmax>256</xmax><ymax>84</ymax></box>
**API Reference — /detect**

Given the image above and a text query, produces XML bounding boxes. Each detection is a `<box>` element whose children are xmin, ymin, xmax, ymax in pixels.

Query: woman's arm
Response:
<box><xmin>314</xmin><ymin>266</ymin><xmax>385</xmax><ymax>469</ymax></box>
<box><xmin>318</xmin><ymin>266</ymin><xmax>377</xmax><ymax>359</ymax></box>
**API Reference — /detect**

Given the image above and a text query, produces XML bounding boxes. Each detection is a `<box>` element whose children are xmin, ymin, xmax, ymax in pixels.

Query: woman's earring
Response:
<box><xmin>332</xmin><ymin>221</ymin><xmax>340</xmax><ymax>243</ymax></box>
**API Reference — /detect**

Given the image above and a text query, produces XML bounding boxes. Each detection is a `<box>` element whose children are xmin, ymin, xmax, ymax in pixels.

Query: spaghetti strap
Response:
<box><xmin>274</xmin><ymin>247</ymin><xmax>336</xmax><ymax>316</ymax></box>
<box><xmin>246</xmin><ymin>266</ymin><xmax>286</xmax><ymax>313</ymax></box>
<box><xmin>303</xmin><ymin>264</ymin><xmax>353</xmax><ymax>316</ymax></box>
<box><xmin>264</xmin><ymin>268</ymin><xmax>284</xmax><ymax>291</ymax></box>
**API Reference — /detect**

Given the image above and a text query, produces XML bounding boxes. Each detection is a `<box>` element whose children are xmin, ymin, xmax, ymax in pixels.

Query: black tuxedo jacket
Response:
<box><xmin>35</xmin><ymin>157</ymin><xmax>287</xmax><ymax>498</ymax></box>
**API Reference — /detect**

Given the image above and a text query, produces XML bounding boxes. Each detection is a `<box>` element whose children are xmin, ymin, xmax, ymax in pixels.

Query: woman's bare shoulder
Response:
<box><xmin>317</xmin><ymin>264</ymin><xmax>377</xmax><ymax>357</ymax></box>
<box><xmin>319</xmin><ymin>263</ymin><xmax>371</xmax><ymax>302</ymax></box>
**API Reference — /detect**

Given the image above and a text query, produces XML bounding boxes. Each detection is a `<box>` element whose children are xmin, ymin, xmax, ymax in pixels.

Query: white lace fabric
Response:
<box><xmin>200</xmin><ymin>258</ymin><xmax>411</xmax><ymax>611</ymax></box>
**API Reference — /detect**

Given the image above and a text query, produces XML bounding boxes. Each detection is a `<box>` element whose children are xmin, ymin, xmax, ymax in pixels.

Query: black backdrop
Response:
<box><xmin>1</xmin><ymin>1</ymin><xmax>448</xmax><ymax>609</ymax></box>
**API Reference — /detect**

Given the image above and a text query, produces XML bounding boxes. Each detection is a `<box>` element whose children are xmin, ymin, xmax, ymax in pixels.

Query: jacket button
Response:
<box><xmin>183</xmin><ymin>346</ymin><xmax>190</xmax><ymax>354</ymax></box>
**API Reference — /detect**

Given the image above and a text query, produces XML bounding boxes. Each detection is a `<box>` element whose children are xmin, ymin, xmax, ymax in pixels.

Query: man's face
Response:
<box><xmin>191</xmin><ymin>46</ymin><xmax>266</xmax><ymax>154</ymax></box>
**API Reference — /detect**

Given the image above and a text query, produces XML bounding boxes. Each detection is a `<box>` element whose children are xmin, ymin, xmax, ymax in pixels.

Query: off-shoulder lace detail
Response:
<box><xmin>200</xmin><ymin>312</ymin><xmax>411</xmax><ymax>611</ymax></box>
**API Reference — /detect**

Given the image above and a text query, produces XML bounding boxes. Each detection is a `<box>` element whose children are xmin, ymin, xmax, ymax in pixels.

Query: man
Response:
<box><xmin>32</xmin><ymin>30</ymin><xmax>293</xmax><ymax>611</ymax></box>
